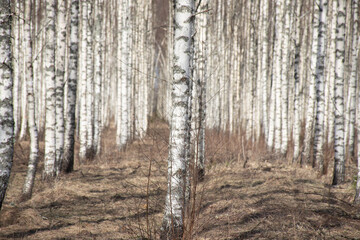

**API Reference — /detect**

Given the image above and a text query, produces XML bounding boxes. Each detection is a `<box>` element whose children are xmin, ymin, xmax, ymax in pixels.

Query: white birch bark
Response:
<box><xmin>63</xmin><ymin>0</ymin><xmax>79</xmax><ymax>173</ymax></box>
<box><xmin>273</xmin><ymin>0</ymin><xmax>283</xmax><ymax>152</ymax></box>
<box><xmin>43</xmin><ymin>0</ymin><xmax>57</xmax><ymax>179</ymax></box>
<box><xmin>78</xmin><ymin>1</ymin><xmax>88</xmax><ymax>161</ymax></box>
<box><xmin>332</xmin><ymin>0</ymin><xmax>346</xmax><ymax>185</ymax></box>
<box><xmin>55</xmin><ymin>0</ymin><xmax>66</xmax><ymax>174</ymax></box>
<box><xmin>12</xmin><ymin>0</ymin><xmax>19</xmax><ymax>137</ymax></box>
<box><xmin>18</xmin><ymin>1</ymin><xmax>27</xmax><ymax>141</ymax></box>
<box><xmin>261</xmin><ymin>0</ymin><xmax>269</xmax><ymax>142</ymax></box>
<box><xmin>162</xmin><ymin>0</ymin><xmax>194</xmax><ymax>238</ymax></box>
<box><xmin>86</xmin><ymin>1</ymin><xmax>94</xmax><ymax>156</ymax></box>
<box><xmin>280</xmin><ymin>0</ymin><xmax>290</xmax><ymax>154</ymax></box>
<box><xmin>194</xmin><ymin>0</ymin><xmax>208</xmax><ymax>180</ymax></box>
<box><xmin>118</xmin><ymin>0</ymin><xmax>130</xmax><ymax>150</ymax></box>
<box><xmin>0</xmin><ymin>0</ymin><xmax>14</xmax><ymax>209</ymax></box>
<box><xmin>355</xmin><ymin>32</ymin><xmax>360</xmax><ymax>203</ymax></box>
<box><xmin>22</xmin><ymin>0</ymin><xmax>39</xmax><ymax>200</ymax></box>
<box><xmin>116</xmin><ymin>1</ymin><xmax>122</xmax><ymax>147</ymax></box>
<box><xmin>293</xmin><ymin>0</ymin><xmax>302</xmax><ymax>162</ymax></box>
<box><xmin>326</xmin><ymin>0</ymin><xmax>337</xmax><ymax>144</ymax></box>
<box><xmin>313</xmin><ymin>0</ymin><xmax>327</xmax><ymax>173</ymax></box>
<box><xmin>93</xmin><ymin>0</ymin><xmax>103</xmax><ymax>155</ymax></box>
<box><xmin>346</xmin><ymin>0</ymin><xmax>358</xmax><ymax>159</ymax></box>
<box><xmin>302</xmin><ymin>1</ymin><xmax>319</xmax><ymax>166</ymax></box>
<box><xmin>356</xmin><ymin>25</ymin><xmax>360</xmax><ymax>204</ymax></box>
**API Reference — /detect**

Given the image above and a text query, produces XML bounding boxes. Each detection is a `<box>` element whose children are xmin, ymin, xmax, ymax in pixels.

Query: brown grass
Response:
<box><xmin>1</xmin><ymin>119</ymin><xmax>360</xmax><ymax>239</ymax></box>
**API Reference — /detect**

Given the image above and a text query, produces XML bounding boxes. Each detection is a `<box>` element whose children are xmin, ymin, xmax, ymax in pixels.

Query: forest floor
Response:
<box><xmin>1</xmin><ymin>119</ymin><xmax>360</xmax><ymax>239</ymax></box>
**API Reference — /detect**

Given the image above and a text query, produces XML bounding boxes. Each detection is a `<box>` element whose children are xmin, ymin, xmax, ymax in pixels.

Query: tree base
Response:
<box><xmin>160</xmin><ymin>222</ymin><xmax>183</xmax><ymax>240</ymax></box>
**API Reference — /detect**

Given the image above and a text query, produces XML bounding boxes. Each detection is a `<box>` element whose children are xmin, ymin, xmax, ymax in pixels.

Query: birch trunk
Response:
<box><xmin>293</xmin><ymin>0</ymin><xmax>302</xmax><ymax>162</ymax></box>
<box><xmin>63</xmin><ymin>0</ymin><xmax>79</xmax><ymax>173</ymax></box>
<box><xmin>0</xmin><ymin>0</ymin><xmax>13</xmax><ymax>209</ymax></box>
<box><xmin>55</xmin><ymin>0</ymin><xmax>66</xmax><ymax>174</ymax></box>
<box><xmin>93</xmin><ymin>0</ymin><xmax>103</xmax><ymax>155</ymax></box>
<box><xmin>12</xmin><ymin>0</ymin><xmax>19</xmax><ymax>137</ymax></box>
<box><xmin>280</xmin><ymin>0</ymin><xmax>290</xmax><ymax>154</ymax></box>
<box><xmin>119</xmin><ymin>0</ymin><xmax>130</xmax><ymax>150</ymax></box>
<box><xmin>195</xmin><ymin>0</ymin><xmax>208</xmax><ymax>180</ymax></box>
<box><xmin>302</xmin><ymin>1</ymin><xmax>319</xmax><ymax>166</ymax></box>
<box><xmin>273</xmin><ymin>0</ymin><xmax>283</xmax><ymax>152</ymax></box>
<box><xmin>116</xmin><ymin>1</ymin><xmax>122</xmax><ymax>148</ymax></box>
<box><xmin>261</xmin><ymin>0</ymin><xmax>269</xmax><ymax>142</ymax></box>
<box><xmin>85</xmin><ymin>1</ymin><xmax>94</xmax><ymax>156</ymax></box>
<box><xmin>19</xmin><ymin>1</ymin><xmax>27</xmax><ymax>140</ymax></box>
<box><xmin>355</xmin><ymin>28</ymin><xmax>360</xmax><ymax>203</ymax></box>
<box><xmin>43</xmin><ymin>0</ymin><xmax>57</xmax><ymax>179</ymax></box>
<box><xmin>332</xmin><ymin>0</ymin><xmax>346</xmax><ymax>185</ymax></box>
<box><xmin>326</xmin><ymin>0</ymin><xmax>337</xmax><ymax>144</ymax></box>
<box><xmin>313</xmin><ymin>0</ymin><xmax>327</xmax><ymax>173</ymax></box>
<box><xmin>356</xmin><ymin>29</ymin><xmax>360</xmax><ymax>204</ymax></box>
<box><xmin>346</xmin><ymin>0</ymin><xmax>358</xmax><ymax>159</ymax></box>
<box><xmin>22</xmin><ymin>0</ymin><xmax>39</xmax><ymax>200</ymax></box>
<box><xmin>78</xmin><ymin>1</ymin><xmax>88</xmax><ymax>161</ymax></box>
<box><xmin>161</xmin><ymin>0</ymin><xmax>194</xmax><ymax>238</ymax></box>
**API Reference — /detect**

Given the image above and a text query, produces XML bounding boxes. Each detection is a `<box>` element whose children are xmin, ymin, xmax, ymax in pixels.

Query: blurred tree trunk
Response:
<box><xmin>273</xmin><ymin>0</ymin><xmax>283</xmax><ymax>152</ymax></box>
<box><xmin>325</xmin><ymin>0</ymin><xmax>337</xmax><ymax>145</ymax></box>
<box><xmin>261</xmin><ymin>0</ymin><xmax>269</xmax><ymax>144</ymax></box>
<box><xmin>85</xmin><ymin>1</ymin><xmax>94</xmax><ymax>157</ymax></box>
<box><xmin>345</xmin><ymin>0</ymin><xmax>358</xmax><ymax>160</ymax></box>
<box><xmin>78</xmin><ymin>0</ymin><xmax>88</xmax><ymax>161</ymax></box>
<box><xmin>22</xmin><ymin>0</ymin><xmax>39</xmax><ymax>200</ymax></box>
<box><xmin>12</xmin><ymin>0</ymin><xmax>20</xmax><ymax>137</ymax></box>
<box><xmin>302</xmin><ymin>0</ymin><xmax>319</xmax><ymax>166</ymax></box>
<box><xmin>293</xmin><ymin>0</ymin><xmax>302</xmax><ymax>163</ymax></box>
<box><xmin>0</xmin><ymin>0</ymin><xmax>14</xmax><ymax>210</ymax></box>
<box><xmin>93</xmin><ymin>0</ymin><xmax>103</xmax><ymax>155</ymax></box>
<box><xmin>280</xmin><ymin>0</ymin><xmax>291</xmax><ymax>155</ymax></box>
<box><xmin>117</xmin><ymin>0</ymin><xmax>130</xmax><ymax>150</ymax></box>
<box><xmin>18</xmin><ymin>1</ymin><xmax>27</xmax><ymax>141</ymax></box>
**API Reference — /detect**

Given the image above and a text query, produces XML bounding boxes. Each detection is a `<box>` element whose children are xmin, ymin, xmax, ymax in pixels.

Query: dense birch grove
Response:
<box><xmin>1</xmin><ymin>0</ymin><xmax>360</xmax><ymax>237</ymax></box>
<box><xmin>153</xmin><ymin>0</ymin><xmax>360</xmax><ymax>205</ymax></box>
<box><xmin>6</xmin><ymin>0</ymin><xmax>154</xmax><ymax>200</ymax></box>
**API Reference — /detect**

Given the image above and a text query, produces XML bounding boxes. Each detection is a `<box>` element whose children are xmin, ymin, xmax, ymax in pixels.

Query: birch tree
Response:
<box><xmin>332</xmin><ymin>0</ymin><xmax>346</xmax><ymax>185</ymax></box>
<box><xmin>0</xmin><ymin>0</ymin><xmax>13</xmax><ymax>209</ymax></box>
<box><xmin>22</xmin><ymin>0</ymin><xmax>39</xmax><ymax>200</ymax></box>
<box><xmin>313</xmin><ymin>0</ymin><xmax>327</xmax><ymax>173</ymax></box>
<box><xmin>346</xmin><ymin>0</ymin><xmax>358</xmax><ymax>159</ymax></box>
<box><xmin>63</xmin><ymin>0</ymin><xmax>79</xmax><ymax>173</ymax></box>
<box><xmin>43</xmin><ymin>0</ymin><xmax>57</xmax><ymax>179</ymax></box>
<box><xmin>162</xmin><ymin>0</ymin><xmax>195</xmax><ymax>238</ymax></box>
<box><xmin>326</xmin><ymin>0</ymin><xmax>337</xmax><ymax>144</ymax></box>
<box><xmin>302</xmin><ymin>1</ymin><xmax>318</xmax><ymax>166</ymax></box>
<box><xmin>12</xmin><ymin>0</ymin><xmax>19</xmax><ymax>137</ymax></box>
<box><xmin>85</xmin><ymin>1</ymin><xmax>94</xmax><ymax>156</ymax></box>
<box><xmin>293</xmin><ymin>0</ymin><xmax>302</xmax><ymax>162</ymax></box>
<box><xmin>92</xmin><ymin>0</ymin><xmax>103</xmax><ymax>155</ymax></box>
<box><xmin>55</xmin><ymin>0</ymin><xmax>66</xmax><ymax>174</ymax></box>
<box><xmin>194</xmin><ymin>0</ymin><xmax>208</xmax><ymax>180</ymax></box>
<box><xmin>261</xmin><ymin>0</ymin><xmax>269</xmax><ymax>143</ymax></box>
<box><xmin>273</xmin><ymin>0</ymin><xmax>284</xmax><ymax>152</ymax></box>
<box><xmin>280</xmin><ymin>0</ymin><xmax>291</xmax><ymax>155</ymax></box>
<box><xmin>118</xmin><ymin>0</ymin><xmax>130</xmax><ymax>150</ymax></box>
<box><xmin>78</xmin><ymin>0</ymin><xmax>88</xmax><ymax>161</ymax></box>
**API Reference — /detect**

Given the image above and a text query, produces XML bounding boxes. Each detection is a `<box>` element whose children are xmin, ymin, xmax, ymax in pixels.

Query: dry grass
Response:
<box><xmin>1</xmin><ymin>119</ymin><xmax>360</xmax><ymax>239</ymax></box>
